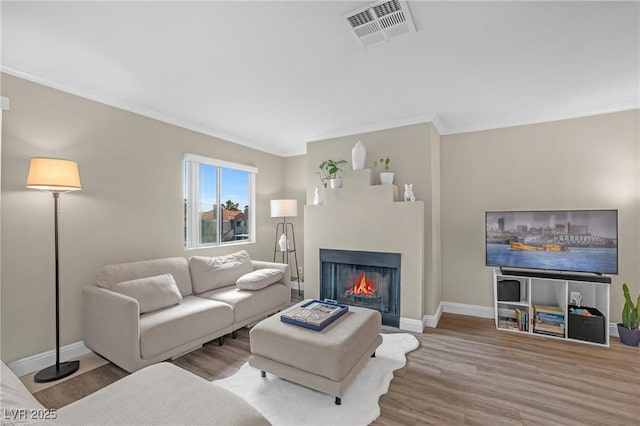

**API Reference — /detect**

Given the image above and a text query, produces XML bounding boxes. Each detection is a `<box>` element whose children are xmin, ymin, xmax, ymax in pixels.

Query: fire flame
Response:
<box><xmin>346</xmin><ymin>273</ymin><xmax>376</xmax><ymax>296</ymax></box>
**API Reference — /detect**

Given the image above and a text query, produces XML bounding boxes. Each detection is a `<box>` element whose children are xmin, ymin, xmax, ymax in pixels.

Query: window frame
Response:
<box><xmin>184</xmin><ymin>153</ymin><xmax>257</xmax><ymax>249</ymax></box>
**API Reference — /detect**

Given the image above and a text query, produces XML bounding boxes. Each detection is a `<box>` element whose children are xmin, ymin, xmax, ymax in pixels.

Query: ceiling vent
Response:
<box><xmin>343</xmin><ymin>0</ymin><xmax>416</xmax><ymax>48</ymax></box>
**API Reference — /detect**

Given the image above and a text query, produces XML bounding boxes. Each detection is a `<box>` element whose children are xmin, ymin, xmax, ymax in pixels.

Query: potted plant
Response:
<box><xmin>317</xmin><ymin>159</ymin><xmax>348</xmax><ymax>189</ymax></box>
<box><xmin>617</xmin><ymin>283</ymin><xmax>640</xmax><ymax>346</ymax></box>
<box><xmin>374</xmin><ymin>156</ymin><xmax>394</xmax><ymax>185</ymax></box>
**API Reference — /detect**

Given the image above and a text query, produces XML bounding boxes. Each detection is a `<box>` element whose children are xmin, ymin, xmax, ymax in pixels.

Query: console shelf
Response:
<box><xmin>493</xmin><ymin>268</ymin><xmax>610</xmax><ymax>346</ymax></box>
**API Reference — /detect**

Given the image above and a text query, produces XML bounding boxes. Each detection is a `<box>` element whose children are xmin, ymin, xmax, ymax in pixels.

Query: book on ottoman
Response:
<box><xmin>281</xmin><ymin>299</ymin><xmax>348</xmax><ymax>331</ymax></box>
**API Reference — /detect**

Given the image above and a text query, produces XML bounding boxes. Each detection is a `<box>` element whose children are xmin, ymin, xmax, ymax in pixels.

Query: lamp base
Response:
<box><xmin>34</xmin><ymin>360</ymin><xmax>80</xmax><ymax>383</ymax></box>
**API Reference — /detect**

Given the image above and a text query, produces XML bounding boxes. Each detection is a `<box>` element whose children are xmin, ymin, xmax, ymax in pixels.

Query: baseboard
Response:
<box><xmin>422</xmin><ymin>301</ymin><xmax>492</xmax><ymax>329</ymax></box>
<box><xmin>399</xmin><ymin>317</ymin><xmax>424</xmax><ymax>333</ymax></box>
<box><xmin>422</xmin><ymin>302</ymin><xmax>443</xmax><ymax>328</ymax></box>
<box><xmin>609</xmin><ymin>323</ymin><xmax>619</xmax><ymax>338</ymax></box>
<box><xmin>7</xmin><ymin>341</ymin><xmax>91</xmax><ymax>377</ymax></box>
<box><xmin>441</xmin><ymin>302</ymin><xmax>495</xmax><ymax>319</ymax></box>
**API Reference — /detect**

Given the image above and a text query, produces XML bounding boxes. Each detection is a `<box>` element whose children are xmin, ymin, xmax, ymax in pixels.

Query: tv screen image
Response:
<box><xmin>485</xmin><ymin>210</ymin><xmax>618</xmax><ymax>275</ymax></box>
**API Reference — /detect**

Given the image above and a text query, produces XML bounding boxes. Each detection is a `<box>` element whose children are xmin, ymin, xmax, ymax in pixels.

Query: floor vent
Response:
<box><xmin>343</xmin><ymin>0</ymin><xmax>416</xmax><ymax>48</ymax></box>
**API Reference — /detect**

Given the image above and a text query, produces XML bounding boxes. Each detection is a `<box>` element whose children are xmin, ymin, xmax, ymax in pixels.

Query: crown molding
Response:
<box><xmin>440</xmin><ymin>101</ymin><xmax>640</xmax><ymax>136</ymax></box>
<box><xmin>431</xmin><ymin>113</ymin><xmax>445</xmax><ymax>135</ymax></box>
<box><xmin>1</xmin><ymin>64</ymin><xmax>287</xmax><ymax>157</ymax></box>
<box><xmin>304</xmin><ymin>113</ymin><xmax>437</xmax><ymax>144</ymax></box>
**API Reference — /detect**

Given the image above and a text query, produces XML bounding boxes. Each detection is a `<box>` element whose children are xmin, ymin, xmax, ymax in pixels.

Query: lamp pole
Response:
<box><xmin>54</xmin><ymin>192</ymin><xmax>60</xmax><ymax>371</ymax></box>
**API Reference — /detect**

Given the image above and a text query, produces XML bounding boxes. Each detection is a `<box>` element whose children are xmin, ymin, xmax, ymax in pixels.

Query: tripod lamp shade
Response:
<box><xmin>270</xmin><ymin>199</ymin><xmax>297</xmax><ymax>218</ymax></box>
<box><xmin>26</xmin><ymin>158</ymin><xmax>82</xmax><ymax>193</ymax></box>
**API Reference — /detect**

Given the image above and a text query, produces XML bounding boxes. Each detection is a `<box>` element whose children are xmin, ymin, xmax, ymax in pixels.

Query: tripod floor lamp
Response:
<box><xmin>270</xmin><ymin>199</ymin><xmax>301</xmax><ymax>295</ymax></box>
<box><xmin>27</xmin><ymin>157</ymin><xmax>82</xmax><ymax>383</ymax></box>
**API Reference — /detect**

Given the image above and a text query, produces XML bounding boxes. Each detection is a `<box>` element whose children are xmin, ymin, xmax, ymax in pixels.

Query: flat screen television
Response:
<box><xmin>486</xmin><ymin>210</ymin><xmax>618</xmax><ymax>275</ymax></box>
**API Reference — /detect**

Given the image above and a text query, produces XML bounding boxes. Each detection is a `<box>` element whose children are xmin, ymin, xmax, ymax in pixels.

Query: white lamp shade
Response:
<box><xmin>270</xmin><ymin>199</ymin><xmax>297</xmax><ymax>218</ymax></box>
<box><xmin>26</xmin><ymin>158</ymin><xmax>82</xmax><ymax>193</ymax></box>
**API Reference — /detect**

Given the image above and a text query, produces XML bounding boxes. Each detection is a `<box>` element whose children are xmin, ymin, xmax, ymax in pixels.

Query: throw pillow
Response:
<box><xmin>189</xmin><ymin>250</ymin><xmax>253</xmax><ymax>293</ymax></box>
<box><xmin>236</xmin><ymin>268</ymin><xmax>284</xmax><ymax>290</ymax></box>
<box><xmin>112</xmin><ymin>274</ymin><xmax>183</xmax><ymax>314</ymax></box>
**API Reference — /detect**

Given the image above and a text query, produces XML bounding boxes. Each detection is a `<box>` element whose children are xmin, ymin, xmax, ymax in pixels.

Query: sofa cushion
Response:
<box><xmin>97</xmin><ymin>257</ymin><xmax>193</xmax><ymax>297</ymax></box>
<box><xmin>189</xmin><ymin>250</ymin><xmax>253</xmax><ymax>293</ymax></box>
<box><xmin>139</xmin><ymin>296</ymin><xmax>233</xmax><ymax>359</ymax></box>
<box><xmin>199</xmin><ymin>283</ymin><xmax>290</xmax><ymax>324</ymax></box>
<box><xmin>236</xmin><ymin>268</ymin><xmax>284</xmax><ymax>290</ymax></box>
<box><xmin>112</xmin><ymin>274</ymin><xmax>182</xmax><ymax>314</ymax></box>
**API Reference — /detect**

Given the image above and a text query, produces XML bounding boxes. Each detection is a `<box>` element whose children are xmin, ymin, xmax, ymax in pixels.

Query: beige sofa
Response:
<box><xmin>0</xmin><ymin>361</ymin><xmax>269</xmax><ymax>425</ymax></box>
<box><xmin>83</xmin><ymin>250</ymin><xmax>290</xmax><ymax>373</ymax></box>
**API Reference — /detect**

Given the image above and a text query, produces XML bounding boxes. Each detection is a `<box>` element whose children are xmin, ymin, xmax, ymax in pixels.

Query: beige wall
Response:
<box><xmin>304</xmin><ymin>123</ymin><xmax>442</xmax><ymax>319</ymax></box>
<box><xmin>441</xmin><ymin>110</ymin><xmax>640</xmax><ymax>322</ymax></box>
<box><xmin>427</xmin><ymin>125</ymin><xmax>442</xmax><ymax>315</ymax></box>
<box><xmin>283</xmin><ymin>154</ymin><xmax>306</xmax><ymax>280</ymax></box>
<box><xmin>0</xmin><ymin>74</ymin><xmax>286</xmax><ymax>362</ymax></box>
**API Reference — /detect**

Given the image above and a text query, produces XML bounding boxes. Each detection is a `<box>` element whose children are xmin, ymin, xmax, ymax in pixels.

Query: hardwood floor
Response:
<box><xmin>379</xmin><ymin>315</ymin><xmax>638</xmax><ymax>425</ymax></box>
<box><xmin>31</xmin><ymin>311</ymin><xmax>638</xmax><ymax>425</ymax></box>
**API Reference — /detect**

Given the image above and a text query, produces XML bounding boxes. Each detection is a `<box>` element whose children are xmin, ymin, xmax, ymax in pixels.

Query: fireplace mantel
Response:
<box><xmin>304</xmin><ymin>168</ymin><xmax>425</xmax><ymax>332</ymax></box>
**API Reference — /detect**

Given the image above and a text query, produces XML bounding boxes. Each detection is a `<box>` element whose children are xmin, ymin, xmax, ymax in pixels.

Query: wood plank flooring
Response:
<box><xmin>31</xmin><ymin>310</ymin><xmax>639</xmax><ymax>425</ymax></box>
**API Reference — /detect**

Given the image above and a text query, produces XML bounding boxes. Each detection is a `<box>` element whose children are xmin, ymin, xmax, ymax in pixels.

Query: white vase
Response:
<box><xmin>352</xmin><ymin>141</ymin><xmax>366</xmax><ymax>170</ymax></box>
<box><xmin>278</xmin><ymin>233</ymin><xmax>288</xmax><ymax>251</ymax></box>
<box><xmin>380</xmin><ymin>172</ymin><xmax>394</xmax><ymax>185</ymax></box>
<box><xmin>313</xmin><ymin>187</ymin><xmax>323</xmax><ymax>205</ymax></box>
<box><xmin>329</xmin><ymin>178</ymin><xmax>343</xmax><ymax>189</ymax></box>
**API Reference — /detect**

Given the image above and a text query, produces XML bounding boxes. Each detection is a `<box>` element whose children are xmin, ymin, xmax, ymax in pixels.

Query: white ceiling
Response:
<box><xmin>2</xmin><ymin>1</ymin><xmax>638</xmax><ymax>156</ymax></box>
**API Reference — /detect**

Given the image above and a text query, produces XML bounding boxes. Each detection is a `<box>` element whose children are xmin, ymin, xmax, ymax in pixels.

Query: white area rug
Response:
<box><xmin>214</xmin><ymin>333</ymin><xmax>419</xmax><ymax>426</ymax></box>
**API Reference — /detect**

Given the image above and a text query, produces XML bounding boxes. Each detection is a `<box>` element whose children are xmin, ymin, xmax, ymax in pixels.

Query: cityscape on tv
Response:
<box><xmin>486</xmin><ymin>210</ymin><xmax>618</xmax><ymax>275</ymax></box>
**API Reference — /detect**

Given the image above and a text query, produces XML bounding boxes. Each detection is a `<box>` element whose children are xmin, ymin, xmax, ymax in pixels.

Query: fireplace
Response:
<box><xmin>319</xmin><ymin>249</ymin><xmax>401</xmax><ymax>327</ymax></box>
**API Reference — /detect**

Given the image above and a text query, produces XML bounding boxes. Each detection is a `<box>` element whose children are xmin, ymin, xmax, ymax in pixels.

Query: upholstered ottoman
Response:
<box><xmin>249</xmin><ymin>300</ymin><xmax>382</xmax><ymax>405</ymax></box>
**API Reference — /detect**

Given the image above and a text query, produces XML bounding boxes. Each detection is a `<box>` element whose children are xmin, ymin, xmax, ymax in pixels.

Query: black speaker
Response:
<box><xmin>498</xmin><ymin>280</ymin><xmax>521</xmax><ymax>302</ymax></box>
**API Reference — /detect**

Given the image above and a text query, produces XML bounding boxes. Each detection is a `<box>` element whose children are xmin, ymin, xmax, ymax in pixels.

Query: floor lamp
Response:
<box><xmin>26</xmin><ymin>157</ymin><xmax>82</xmax><ymax>383</ymax></box>
<box><xmin>270</xmin><ymin>199</ymin><xmax>301</xmax><ymax>295</ymax></box>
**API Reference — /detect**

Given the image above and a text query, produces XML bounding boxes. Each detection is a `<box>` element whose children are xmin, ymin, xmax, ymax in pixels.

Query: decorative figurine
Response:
<box><xmin>404</xmin><ymin>183</ymin><xmax>415</xmax><ymax>202</ymax></box>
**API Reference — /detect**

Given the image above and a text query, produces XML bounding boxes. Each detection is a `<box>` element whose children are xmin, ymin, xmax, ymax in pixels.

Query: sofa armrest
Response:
<box><xmin>82</xmin><ymin>285</ymin><xmax>142</xmax><ymax>372</ymax></box>
<box><xmin>251</xmin><ymin>260</ymin><xmax>290</xmax><ymax>283</ymax></box>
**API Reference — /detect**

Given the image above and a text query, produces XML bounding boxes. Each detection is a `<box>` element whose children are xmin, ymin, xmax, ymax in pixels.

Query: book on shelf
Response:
<box><xmin>498</xmin><ymin>316</ymin><xmax>519</xmax><ymax>330</ymax></box>
<box><xmin>533</xmin><ymin>305</ymin><xmax>564</xmax><ymax>315</ymax></box>
<box><xmin>536</xmin><ymin>312</ymin><xmax>565</xmax><ymax>324</ymax></box>
<box><xmin>514</xmin><ymin>308</ymin><xmax>529</xmax><ymax>331</ymax></box>
<box><xmin>533</xmin><ymin>330</ymin><xmax>564</xmax><ymax>338</ymax></box>
<box><xmin>533</xmin><ymin>322</ymin><xmax>565</xmax><ymax>338</ymax></box>
<box><xmin>534</xmin><ymin>322</ymin><xmax>564</xmax><ymax>332</ymax></box>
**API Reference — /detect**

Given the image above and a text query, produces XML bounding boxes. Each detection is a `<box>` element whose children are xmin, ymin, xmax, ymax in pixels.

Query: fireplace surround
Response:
<box><xmin>320</xmin><ymin>249</ymin><xmax>401</xmax><ymax>327</ymax></box>
<box><xmin>303</xmin><ymin>168</ymin><xmax>426</xmax><ymax>332</ymax></box>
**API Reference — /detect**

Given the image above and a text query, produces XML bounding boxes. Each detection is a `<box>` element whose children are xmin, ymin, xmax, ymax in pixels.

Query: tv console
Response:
<box><xmin>493</xmin><ymin>268</ymin><xmax>610</xmax><ymax>346</ymax></box>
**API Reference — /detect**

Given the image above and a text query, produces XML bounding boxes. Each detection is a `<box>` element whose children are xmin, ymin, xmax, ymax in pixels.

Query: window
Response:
<box><xmin>184</xmin><ymin>154</ymin><xmax>257</xmax><ymax>248</ymax></box>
